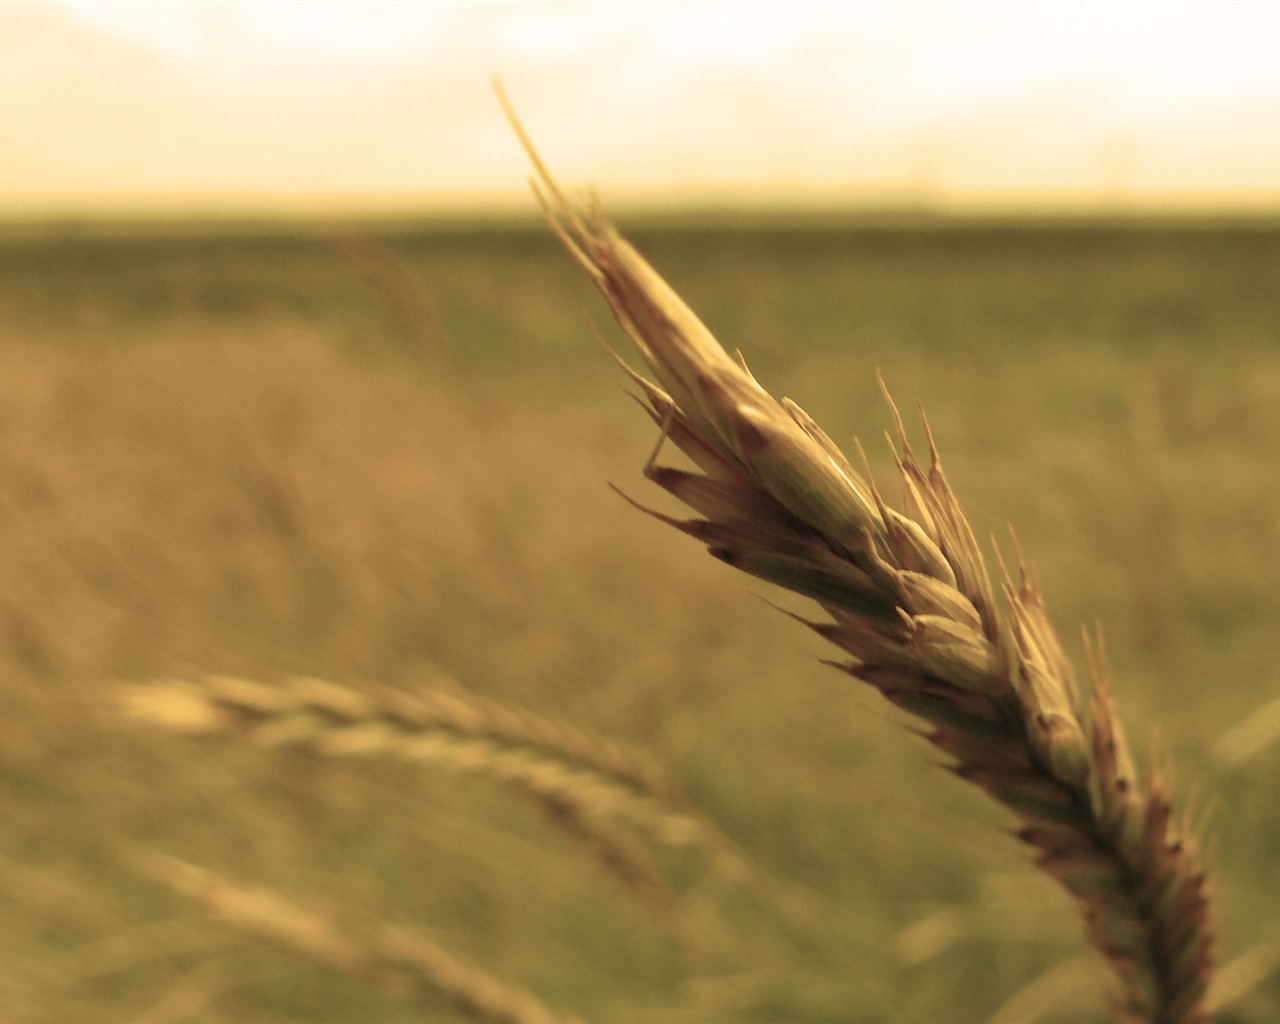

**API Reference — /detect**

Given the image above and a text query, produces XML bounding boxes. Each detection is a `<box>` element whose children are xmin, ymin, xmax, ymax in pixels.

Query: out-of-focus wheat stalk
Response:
<box><xmin>120</xmin><ymin>673</ymin><xmax>699</xmax><ymax>902</ymax></box>
<box><xmin>498</xmin><ymin>85</ymin><xmax>1216</xmax><ymax>1023</ymax></box>
<box><xmin>122</xmin><ymin>672</ymin><xmax>671</xmax><ymax>802</ymax></box>
<box><xmin>328</xmin><ymin>230</ymin><xmax>443</xmax><ymax>352</ymax></box>
<box><xmin>127</xmin><ymin>849</ymin><xmax>581</xmax><ymax>1024</ymax></box>
<box><xmin>120</xmin><ymin>672</ymin><xmax>829</xmax><ymax>1011</ymax></box>
<box><xmin>119</xmin><ymin>672</ymin><xmax>819</xmax><ymax>938</ymax></box>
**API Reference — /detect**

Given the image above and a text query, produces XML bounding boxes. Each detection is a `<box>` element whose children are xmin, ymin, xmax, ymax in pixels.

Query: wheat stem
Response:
<box><xmin>501</xmin><ymin>90</ymin><xmax>1217</xmax><ymax>1023</ymax></box>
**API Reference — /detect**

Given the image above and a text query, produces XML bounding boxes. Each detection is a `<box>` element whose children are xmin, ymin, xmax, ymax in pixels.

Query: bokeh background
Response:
<box><xmin>2</xmin><ymin>3</ymin><xmax>1278</xmax><ymax>1022</ymax></box>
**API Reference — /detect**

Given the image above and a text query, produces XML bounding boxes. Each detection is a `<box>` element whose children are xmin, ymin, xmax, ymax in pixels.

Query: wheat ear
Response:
<box><xmin>121</xmin><ymin>674</ymin><xmax>699</xmax><ymax>889</ymax></box>
<box><xmin>127</xmin><ymin>849</ymin><xmax>580</xmax><ymax>1024</ymax></box>
<box><xmin>118</xmin><ymin>672</ymin><xmax>788</xmax><ymax>920</ymax></box>
<box><xmin>499</xmin><ymin>91</ymin><xmax>1216</xmax><ymax>1023</ymax></box>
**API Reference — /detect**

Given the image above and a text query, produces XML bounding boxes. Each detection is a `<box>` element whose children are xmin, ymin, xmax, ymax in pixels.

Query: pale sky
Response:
<box><xmin>4</xmin><ymin>0</ymin><xmax>1280</xmax><ymax>218</ymax></box>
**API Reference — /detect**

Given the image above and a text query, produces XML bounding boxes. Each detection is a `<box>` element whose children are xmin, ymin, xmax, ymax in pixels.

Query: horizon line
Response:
<box><xmin>3</xmin><ymin>183</ymin><xmax>1280</xmax><ymax>227</ymax></box>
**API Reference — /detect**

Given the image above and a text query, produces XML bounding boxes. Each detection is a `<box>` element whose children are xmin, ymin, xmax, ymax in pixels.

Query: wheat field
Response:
<box><xmin>0</xmin><ymin>214</ymin><xmax>1278</xmax><ymax>1021</ymax></box>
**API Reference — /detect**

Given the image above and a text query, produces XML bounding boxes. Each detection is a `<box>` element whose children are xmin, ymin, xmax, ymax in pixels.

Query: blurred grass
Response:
<box><xmin>0</xmin><ymin>218</ymin><xmax>1277</xmax><ymax>1022</ymax></box>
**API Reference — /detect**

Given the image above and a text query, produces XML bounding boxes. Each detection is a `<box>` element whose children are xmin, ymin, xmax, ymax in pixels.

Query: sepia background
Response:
<box><xmin>6</xmin><ymin>0</ymin><xmax>1280</xmax><ymax>218</ymax></box>
<box><xmin>2</xmin><ymin>3</ymin><xmax>1278</xmax><ymax>1021</ymax></box>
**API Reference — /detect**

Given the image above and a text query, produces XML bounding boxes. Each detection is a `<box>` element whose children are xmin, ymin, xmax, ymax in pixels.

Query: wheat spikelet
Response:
<box><xmin>499</xmin><ymin>88</ymin><xmax>1216</xmax><ymax>1023</ymax></box>
<box><xmin>127</xmin><ymin>849</ymin><xmax>580</xmax><ymax>1024</ymax></box>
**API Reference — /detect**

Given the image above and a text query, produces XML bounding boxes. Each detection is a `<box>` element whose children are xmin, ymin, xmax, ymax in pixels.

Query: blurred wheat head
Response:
<box><xmin>120</xmin><ymin>661</ymin><xmax>839</xmax><ymax>1021</ymax></box>
<box><xmin>498</xmin><ymin>87</ymin><xmax>1216</xmax><ymax>1024</ymax></box>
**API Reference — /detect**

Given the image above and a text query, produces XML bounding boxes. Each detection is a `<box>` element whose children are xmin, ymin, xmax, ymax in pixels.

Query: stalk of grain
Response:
<box><xmin>122</xmin><ymin>674</ymin><xmax>685</xmax><ymax>899</ymax></box>
<box><xmin>119</xmin><ymin>673</ymin><xmax>798</xmax><ymax>926</ymax></box>
<box><xmin>499</xmin><ymin>89</ymin><xmax>1216</xmax><ymax>1023</ymax></box>
<box><xmin>127</xmin><ymin>849</ymin><xmax>580</xmax><ymax>1024</ymax></box>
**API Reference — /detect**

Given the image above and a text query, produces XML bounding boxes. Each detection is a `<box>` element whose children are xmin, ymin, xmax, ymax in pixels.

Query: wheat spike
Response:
<box><xmin>127</xmin><ymin>849</ymin><xmax>580</xmax><ymax>1024</ymax></box>
<box><xmin>117</xmin><ymin>671</ymin><xmax>809</xmax><ymax>929</ymax></box>
<box><xmin>499</xmin><ymin>87</ymin><xmax>1216</xmax><ymax>1023</ymax></box>
<box><xmin>120</xmin><ymin>673</ymin><xmax>824</xmax><ymax>974</ymax></box>
<box><xmin>119</xmin><ymin>673</ymin><xmax>708</xmax><ymax>894</ymax></box>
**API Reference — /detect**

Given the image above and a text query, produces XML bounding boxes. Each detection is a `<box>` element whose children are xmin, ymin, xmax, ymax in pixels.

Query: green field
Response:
<box><xmin>1</xmin><ymin>217</ymin><xmax>1277</xmax><ymax>1022</ymax></box>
